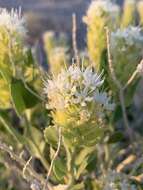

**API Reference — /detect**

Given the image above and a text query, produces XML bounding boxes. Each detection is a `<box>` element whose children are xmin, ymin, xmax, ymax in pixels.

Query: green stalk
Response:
<box><xmin>24</xmin><ymin>112</ymin><xmax>50</xmax><ymax>170</ymax></box>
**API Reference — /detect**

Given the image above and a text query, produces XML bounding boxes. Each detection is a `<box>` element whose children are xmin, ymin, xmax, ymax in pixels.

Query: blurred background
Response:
<box><xmin>0</xmin><ymin>0</ymin><xmax>123</xmax><ymax>46</ymax></box>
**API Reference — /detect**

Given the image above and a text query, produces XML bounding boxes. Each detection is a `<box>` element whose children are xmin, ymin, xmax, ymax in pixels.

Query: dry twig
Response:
<box><xmin>0</xmin><ymin>141</ymin><xmax>46</xmax><ymax>187</ymax></box>
<box><xmin>105</xmin><ymin>27</ymin><xmax>132</xmax><ymax>139</ymax></box>
<box><xmin>72</xmin><ymin>13</ymin><xmax>80</xmax><ymax>66</ymax></box>
<box><xmin>123</xmin><ymin>69</ymin><xmax>138</xmax><ymax>90</ymax></box>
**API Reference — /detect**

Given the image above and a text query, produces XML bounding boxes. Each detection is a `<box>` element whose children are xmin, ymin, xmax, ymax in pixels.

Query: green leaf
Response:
<box><xmin>63</xmin><ymin>138</ymin><xmax>72</xmax><ymax>171</ymax></box>
<box><xmin>80</xmin><ymin>126</ymin><xmax>104</xmax><ymax>147</ymax></box>
<box><xmin>108</xmin><ymin>131</ymin><xmax>124</xmax><ymax>144</ymax></box>
<box><xmin>99</xmin><ymin>49</ymin><xmax>110</xmax><ymax>91</ymax></box>
<box><xmin>125</xmin><ymin>78</ymin><xmax>140</xmax><ymax>107</ymax></box>
<box><xmin>10</xmin><ymin>78</ymin><xmax>40</xmax><ymax>115</ymax></box>
<box><xmin>25</xmin><ymin>49</ymin><xmax>35</xmax><ymax>66</ymax></box>
<box><xmin>0</xmin><ymin>110</ymin><xmax>26</xmax><ymax>144</ymax></box>
<box><xmin>111</xmin><ymin>105</ymin><xmax>122</xmax><ymax>123</ymax></box>
<box><xmin>53</xmin><ymin>158</ymin><xmax>67</xmax><ymax>182</ymax></box>
<box><xmin>86</xmin><ymin>154</ymin><xmax>97</xmax><ymax>172</ymax></box>
<box><xmin>75</xmin><ymin>159</ymin><xmax>88</xmax><ymax>179</ymax></box>
<box><xmin>63</xmin><ymin>124</ymin><xmax>104</xmax><ymax>148</ymax></box>
<box><xmin>75</xmin><ymin>147</ymin><xmax>95</xmax><ymax>166</ymax></box>
<box><xmin>26</xmin><ymin>126</ymin><xmax>45</xmax><ymax>157</ymax></box>
<box><xmin>83</xmin><ymin>128</ymin><xmax>102</xmax><ymax>142</ymax></box>
<box><xmin>70</xmin><ymin>183</ymin><xmax>84</xmax><ymax>190</ymax></box>
<box><xmin>44</xmin><ymin>126</ymin><xmax>58</xmax><ymax>147</ymax></box>
<box><xmin>0</xmin><ymin>66</ymin><xmax>11</xmax><ymax>83</ymax></box>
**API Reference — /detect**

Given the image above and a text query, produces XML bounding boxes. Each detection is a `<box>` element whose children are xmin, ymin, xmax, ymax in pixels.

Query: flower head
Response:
<box><xmin>44</xmin><ymin>64</ymin><xmax>114</xmax><ymax>127</ymax></box>
<box><xmin>110</xmin><ymin>26</ymin><xmax>143</xmax><ymax>84</ymax></box>
<box><xmin>84</xmin><ymin>0</ymin><xmax>119</xmax><ymax>24</ymax></box>
<box><xmin>0</xmin><ymin>8</ymin><xmax>26</xmax><ymax>38</ymax></box>
<box><xmin>111</xmin><ymin>26</ymin><xmax>143</xmax><ymax>47</ymax></box>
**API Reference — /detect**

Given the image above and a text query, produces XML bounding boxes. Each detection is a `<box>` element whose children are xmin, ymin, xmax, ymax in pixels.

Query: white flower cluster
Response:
<box><xmin>111</xmin><ymin>26</ymin><xmax>143</xmax><ymax>48</ymax></box>
<box><xmin>86</xmin><ymin>0</ymin><xmax>119</xmax><ymax>18</ymax></box>
<box><xmin>44</xmin><ymin>64</ymin><xmax>114</xmax><ymax>112</ymax></box>
<box><xmin>103</xmin><ymin>170</ymin><xmax>137</xmax><ymax>190</ymax></box>
<box><xmin>0</xmin><ymin>8</ymin><xmax>26</xmax><ymax>37</ymax></box>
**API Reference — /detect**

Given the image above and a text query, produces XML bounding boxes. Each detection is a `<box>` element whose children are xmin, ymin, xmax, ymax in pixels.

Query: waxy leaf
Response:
<box><xmin>10</xmin><ymin>78</ymin><xmax>40</xmax><ymax>116</ymax></box>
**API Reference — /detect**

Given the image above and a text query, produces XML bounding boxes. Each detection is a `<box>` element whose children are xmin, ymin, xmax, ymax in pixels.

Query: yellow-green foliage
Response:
<box><xmin>0</xmin><ymin>77</ymin><xmax>10</xmax><ymax>108</ymax></box>
<box><xmin>43</xmin><ymin>31</ymin><xmax>55</xmax><ymax>55</ymax></box>
<box><xmin>137</xmin><ymin>1</ymin><xmax>143</xmax><ymax>25</ymax></box>
<box><xmin>0</xmin><ymin>9</ymin><xmax>39</xmax><ymax>109</ymax></box>
<box><xmin>43</xmin><ymin>31</ymin><xmax>68</xmax><ymax>75</ymax></box>
<box><xmin>0</xmin><ymin>27</ymin><xmax>25</xmax><ymax>76</ymax></box>
<box><xmin>83</xmin><ymin>0</ymin><xmax>120</xmax><ymax>70</ymax></box>
<box><xmin>0</xmin><ymin>22</ymin><xmax>26</xmax><ymax>109</ymax></box>
<box><xmin>121</xmin><ymin>0</ymin><xmax>136</xmax><ymax>28</ymax></box>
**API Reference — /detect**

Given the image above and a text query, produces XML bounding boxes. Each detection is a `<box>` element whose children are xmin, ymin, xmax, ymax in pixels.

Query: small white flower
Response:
<box><xmin>74</xmin><ymin>87</ymin><xmax>93</xmax><ymax>106</ymax></box>
<box><xmin>68</xmin><ymin>65</ymin><xmax>82</xmax><ymax>81</ymax></box>
<box><xmin>83</xmin><ymin>67</ymin><xmax>104</xmax><ymax>89</ymax></box>
<box><xmin>0</xmin><ymin>8</ymin><xmax>26</xmax><ymax>38</ymax></box>
<box><xmin>111</xmin><ymin>26</ymin><xmax>143</xmax><ymax>48</ymax></box>
<box><xmin>94</xmin><ymin>91</ymin><xmax>115</xmax><ymax>111</ymax></box>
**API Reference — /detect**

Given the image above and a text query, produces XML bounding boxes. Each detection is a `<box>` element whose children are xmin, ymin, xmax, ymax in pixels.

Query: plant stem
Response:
<box><xmin>43</xmin><ymin>127</ymin><xmax>62</xmax><ymax>190</ymax></box>
<box><xmin>123</xmin><ymin>69</ymin><xmax>138</xmax><ymax>90</ymax></box>
<box><xmin>24</xmin><ymin>114</ymin><xmax>50</xmax><ymax>171</ymax></box>
<box><xmin>105</xmin><ymin>27</ymin><xmax>132</xmax><ymax>140</ymax></box>
<box><xmin>0</xmin><ymin>141</ymin><xmax>45</xmax><ymax>185</ymax></box>
<box><xmin>0</xmin><ymin>115</ymin><xmax>22</xmax><ymax>143</ymax></box>
<box><xmin>72</xmin><ymin>13</ymin><xmax>80</xmax><ymax>66</ymax></box>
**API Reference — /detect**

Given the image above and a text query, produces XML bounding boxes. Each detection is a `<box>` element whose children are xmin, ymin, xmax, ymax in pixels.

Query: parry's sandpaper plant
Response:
<box><xmin>0</xmin><ymin>2</ymin><xmax>143</xmax><ymax>190</ymax></box>
<box><xmin>44</xmin><ymin>64</ymin><xmax>114</xmax><ymax>148</ymax></box>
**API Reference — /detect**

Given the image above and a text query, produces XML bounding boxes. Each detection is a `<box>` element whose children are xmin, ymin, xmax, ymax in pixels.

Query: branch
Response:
<box><xmin>105</xmin><ymin>27</ymin><xmax>122</xmax><ymax>90</ymax></box>
<box><xmin>43</xmin><ymin>127</ymin><xmax>62</xmax><ymax>190</ymax></box>
<box><xmin>105</xmin><ymin>27</ymin><xmax>132</xmax><ymax>139</ymax></box>
<box><xmin>0</xmin><ymin>141</ymin><xmax>45</xmax><ymax>186</ymax></box>
<box><xmin>72</xmin><ymin>13</ymin><xmax>80</xmax><ymax>66</ymax></box>
<box><xmin>124</xmin><ymin>59</ymin><xmax>143</xmax><ymax>90</ymax></box>
<box><xmin>23</xmin><ymin>156</ymin><xmax>33</xmax><ymax>179</ymax></box>
<box><xmin>123</xmin><ymin>69</ymin><xmax>138</xmax><ymax>90</ymax></box>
